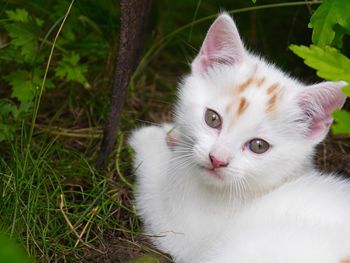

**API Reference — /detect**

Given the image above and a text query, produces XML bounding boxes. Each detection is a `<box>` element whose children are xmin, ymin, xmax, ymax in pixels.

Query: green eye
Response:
<box><xmin>205</xmin><ymin>109</ymin><xmax>222</xmax><ymax>129</ymax></box>
<box><xmin>248</xmin><ymin>139</ymin><xmax>270</xmax><ymax>154</ymax></box>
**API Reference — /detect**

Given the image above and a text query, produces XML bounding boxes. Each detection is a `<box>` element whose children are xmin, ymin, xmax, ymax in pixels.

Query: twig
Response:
<box><xmin>59</xmin><ymin>194</ymin><xmax>104</xmax><ymax>254</ymax></box>
<box><xmin>35</xmin><ymin>125</ymin><xmax>102</xmax><ymax>138</ymax></box>
<box><xmin>74</xmin><ymin>207</ymin><xmax>99</xmax><ymax>248</ymax></box>
<box><xmin>60</xmin><ymin>194</ymin><xmax>84</xmax><ymax>243</ymax></box>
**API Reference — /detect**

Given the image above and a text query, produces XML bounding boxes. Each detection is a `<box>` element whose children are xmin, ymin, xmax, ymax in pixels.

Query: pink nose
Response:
<box><xmin>209</xmin><ymin>154</ymin><xmax>229</xmax><ymax>169</ymax></box>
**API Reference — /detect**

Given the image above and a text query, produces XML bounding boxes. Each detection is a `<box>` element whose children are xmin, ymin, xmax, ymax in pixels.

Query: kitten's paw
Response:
<box><xmin>162</xmin><ymin>123</ymin><xmax>177</xmax><ymax>147</ymax></box>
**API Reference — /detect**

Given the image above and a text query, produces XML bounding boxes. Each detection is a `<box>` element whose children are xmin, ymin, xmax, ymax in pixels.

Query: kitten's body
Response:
<box><xmin>130</xmin><ymin>14</ymin><xmax>350</xmax><ymax>262</ymax></box>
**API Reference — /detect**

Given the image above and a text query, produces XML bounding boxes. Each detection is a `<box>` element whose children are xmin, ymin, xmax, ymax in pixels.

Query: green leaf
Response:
<box><xmin>289</xmin><ymin>44</ymin><xmax>350</xmax><ymax>84</ymax></box>
<box><xmin>3</xmin><ymin>69</ymin><xmax>50</xmax><ymax>121</ymax></box>
<box><xmin>4</xmin><ymin>23</ymin><xmax>38</xmax><ymax>60</ymax></box>
<box><xmin>4</xmin><ymin>9</ymin><xmax>42</xmax><ymax>62</ymax></box>
<box><xmin>310</xmin><ymin>0</ymin><xmax>350</xmax><ymax>46</ymax></box>
<box><xmin>0</xmin><ymin>123</ymin><xmax>15</xmax><ymax>142</ymax></box>
<box><xmin>4</xmin><ymin>70</ymin><xmax>37</xmax><ymax>104</ymax></box>
<box><xmin>331</xmin><ymin>24</ymin><xmax>350</xmax><ymax>49</ymax></box>
<box><xmin>343</xmin><ymin>86</ymin><xmax>350</xmax><ymax>97</ymax></box>
<box><xmin>55</xmin><ymin>52</ymin><xmax>87</xmax><ymax>84</ymax></box>
<box><xmin>5</xmin><ymin>9</ymin><xmax>29</xmax><ymax>22</ymax></box>
<box><xmin>35</xmin><ymin>18</ymin><xmax>44</xmax><ymax>27</ymax></box>
<box><xmin>332</xmin><ymin>110</ymin><xmax>350</xmax><ymax>134</ymax></box>
<box><xmin>0</xmin><ymin>101</ymin><xmax>18</xmax><ymax>118</ymax></box>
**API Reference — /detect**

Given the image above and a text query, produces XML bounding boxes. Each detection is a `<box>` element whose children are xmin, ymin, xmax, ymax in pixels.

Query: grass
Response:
<box><xmin>0</xmin><ymin>131</ymin><xmax>155</xmax><ymax>262</ymax></box>
<box><xmin>0</xmin><ymin>0</ymin><xmax>342</xmax><ymax>262</ymax></box>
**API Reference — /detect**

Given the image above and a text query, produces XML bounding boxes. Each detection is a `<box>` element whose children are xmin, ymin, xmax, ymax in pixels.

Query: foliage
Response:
<box><xmin>332</xmin><ymin>110</ymin><xmax>350</xmax><ymax>134</ymax></box>
<box><xmin>0</xmin><ymin>3</ymin><xmax>111</xmax><ymax>141</ymax></box>
<box><xmin>55</xmin><ymin>52</ymin><xmax>88</xmax><ymax>86</ymax></box>
<box><xmin>290</xmin><ymin>45</ymin><xmax>350</xmax><ymax>83</ymax></box>
<box><xmin>309</xmin><ymin>0</ymin><xmax>350</xmax><ymax>48</ymax></box>
<box><xmin>290</xmin><ymin>0</ymin><xmax>350</xmax><ymax>134</ymax></box>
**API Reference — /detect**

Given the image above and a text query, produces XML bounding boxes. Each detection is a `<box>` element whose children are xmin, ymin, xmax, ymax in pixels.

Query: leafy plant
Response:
<box><xmin>55</xmin><ymin>51</ymin><xmax>88</xmax><ymax>86</ymax></box>
<box><xmin>0</xmin><ymin>3</ymin><xmax>111</xmax><ymax>142</ymax></box>
<box><xmin>290</xmin><ymin>0</ymin><xmax>350</xmax><ymax>134</ymax></box>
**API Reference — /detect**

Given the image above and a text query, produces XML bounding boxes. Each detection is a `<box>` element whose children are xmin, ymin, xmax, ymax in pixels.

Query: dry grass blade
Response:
<box><xmin>59</xmin><ymin>194</ymin><xmax>104</xmax><ymax>254</ymax></box>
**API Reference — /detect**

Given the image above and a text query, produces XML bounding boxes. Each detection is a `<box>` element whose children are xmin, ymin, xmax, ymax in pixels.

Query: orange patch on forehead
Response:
<box><xmin>255</xmin><ymin>77</ymin><xmax>266</xmax><ymax>87</ymax></box>
<box><xmin>340</xmin><ymin>258</ymin><xmax>350</xmax><ymax>263</ymax></box>
<box><xmin>238</xmin><ymin>77</ymin><xmax>254</xmax><ymax>93</ymax></box>
<box><xmin>266</xmin><ymin>94</ymin><xmax>278</xmax><ymax>112</ymax></box>
<box><xmin>267</xmin><ymin>83</ymin><xmax>279</xmax><ymax>94</ymax></box>
<box><xmin>227</xmin><ymin>96</ymin><xmax>249</xmax><ymax>129</ymax></box>
<box><xmin>237</xmin><ymin>97</ymin><xmax>249</xmax><ymax>116</ymax></box>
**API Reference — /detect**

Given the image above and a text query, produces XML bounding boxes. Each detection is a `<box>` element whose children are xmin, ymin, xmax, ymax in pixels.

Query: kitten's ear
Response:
<box><xmin>191</xmin><ymin>13</ymin><xmax>245</xmax><ymax>74</ymax></box>
<box><xmin>298</xmin><ymin>81</ymin><xmax>347</xmax><ymax>143</ymax></box>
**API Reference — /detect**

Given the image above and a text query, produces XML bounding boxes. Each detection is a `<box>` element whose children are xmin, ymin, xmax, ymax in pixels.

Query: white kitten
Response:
<box><xmin>129</xmin><ymin>13</ymin><xmax>350</xmax><ymax>263</ymax></box>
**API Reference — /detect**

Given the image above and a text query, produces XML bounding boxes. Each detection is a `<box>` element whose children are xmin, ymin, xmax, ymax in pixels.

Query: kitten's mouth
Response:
<box><xmin>200</xmin><ymin>166</ymin><xmax>223</xmax><ymax>180</ymax></box>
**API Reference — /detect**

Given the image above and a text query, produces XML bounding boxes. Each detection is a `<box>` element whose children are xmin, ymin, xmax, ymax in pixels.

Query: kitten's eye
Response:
<box><xmin>248</xmin><ymin>139</ymin><xmax>270</xmax><ymax>154</ymax></box>
<box><xmin>205</xmin><ymin>109</ymin><xmax>222</xmax><ymax>129</ymax></box>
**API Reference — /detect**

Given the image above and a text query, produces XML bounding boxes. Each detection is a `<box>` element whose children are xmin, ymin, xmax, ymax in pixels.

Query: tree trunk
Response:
<box><xmin>97</xmin><ymin>0</ymin><xmax>152</xmax><ymax>170</ymax></box>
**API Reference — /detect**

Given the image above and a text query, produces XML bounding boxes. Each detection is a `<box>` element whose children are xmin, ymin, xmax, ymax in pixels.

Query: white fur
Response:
<box><xmin>129</xmin><ymin>13</ymin><xmax>350</xmax><ymax>263</ymax></box>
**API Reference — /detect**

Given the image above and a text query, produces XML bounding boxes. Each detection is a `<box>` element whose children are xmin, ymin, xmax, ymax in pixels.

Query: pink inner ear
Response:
<box><xmin>192</xmin><ymin>13</ymin><xmax>245</xmax><ymax>74</ymax></box>
<box><xmin>307</xmin><ymin>115</ymin><xmax>333</xmax><ymax>139</ymax></box>
<box><xmin>298</xmin><ymin>81</ymin><xmax>347</xmax><ymax>141</ymax></box>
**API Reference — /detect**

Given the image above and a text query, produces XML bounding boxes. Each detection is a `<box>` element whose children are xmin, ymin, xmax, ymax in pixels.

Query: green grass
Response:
<box><xmin>1</xmin><ymin>135</ymin><xmax>134</xmax><ymax>261</ymax></box>
<box><xmin>0</xmin><ymin>133</ymin><xmax>173</xmax><ymax>261</ymax></box>
<box><xmin>0</xmin><ymin>0</ymin><xmax>330</xmax><ymax>262</ymax></box>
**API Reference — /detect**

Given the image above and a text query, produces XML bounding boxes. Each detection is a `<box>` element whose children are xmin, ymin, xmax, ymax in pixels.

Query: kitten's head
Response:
<box><xmin>174</xmin><ymin>13</ymin><xmax>347</xmax><ymax>192</ymax></box>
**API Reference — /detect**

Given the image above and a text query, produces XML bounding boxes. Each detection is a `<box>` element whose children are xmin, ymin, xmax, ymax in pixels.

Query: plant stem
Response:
<box><xmin>22</xmin><ymin>0</ymin><xmax>75</xmax><ymax>179</ymax></box>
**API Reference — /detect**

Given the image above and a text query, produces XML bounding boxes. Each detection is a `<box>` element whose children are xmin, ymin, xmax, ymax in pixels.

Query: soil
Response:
<box><xmin>316</xmin><ymin>137</ymin><xmax>350</xmax><ymax>176</ymax></box>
